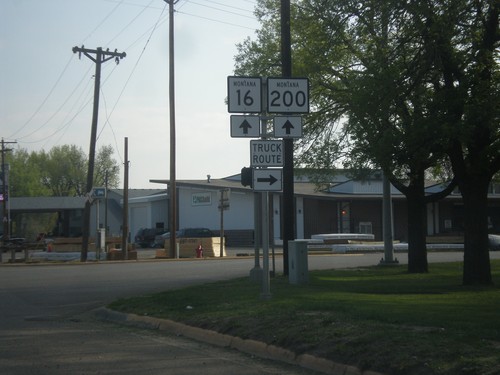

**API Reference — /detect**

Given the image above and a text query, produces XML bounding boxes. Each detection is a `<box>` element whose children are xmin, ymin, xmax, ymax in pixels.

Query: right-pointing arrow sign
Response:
<box><xmin>253</xmin><ymin>169</ymin><xmax>283</xmax><ymax>191</ymax></box>
<box><xmin>257</xmin><ymin>174</ymin><xmax>278</xmax><ymax>185</ymax></box>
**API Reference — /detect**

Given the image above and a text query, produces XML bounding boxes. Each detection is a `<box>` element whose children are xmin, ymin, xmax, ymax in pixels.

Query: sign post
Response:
<box><xmin>228</xmin><ymin>74</ymin><xmax>309</xmax><ymax>292</ymax></box>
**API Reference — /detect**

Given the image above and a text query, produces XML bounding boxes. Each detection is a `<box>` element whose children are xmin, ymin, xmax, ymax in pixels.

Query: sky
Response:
<box><xmin>0</xmin><ymin>0</ymin><xmax>260</xmax><ymax>188</ymax></box>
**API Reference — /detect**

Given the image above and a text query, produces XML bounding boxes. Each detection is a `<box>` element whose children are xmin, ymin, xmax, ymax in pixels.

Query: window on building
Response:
<box><xmin>359</xmin><ymin>222</ymin><xmax>372</xmax><ymax>234</ymax></box>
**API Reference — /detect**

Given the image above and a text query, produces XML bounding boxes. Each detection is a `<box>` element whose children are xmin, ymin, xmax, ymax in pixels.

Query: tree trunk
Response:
<box><xmin>460</xmin><ymin>179</ymin><xmax>492</xmax><ymax>285</ymax></box>
<box><xmin>406</xmin><ymin>176</ymin><xmax>428</xmax><ymax>273</ymax></box>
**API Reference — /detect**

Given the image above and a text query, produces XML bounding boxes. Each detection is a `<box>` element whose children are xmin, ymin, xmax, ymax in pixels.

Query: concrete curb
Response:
<box><xmin>94</xmin><ymin>307</ymin><xmax>385</xmax><ymax>375</ymax></box>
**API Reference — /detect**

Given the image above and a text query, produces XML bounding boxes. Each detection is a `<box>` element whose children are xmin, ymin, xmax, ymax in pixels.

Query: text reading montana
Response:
<box><xmin>233</xmin><ymin>80</ymin><xmax>257</xmax><ymax>87</ymax></box>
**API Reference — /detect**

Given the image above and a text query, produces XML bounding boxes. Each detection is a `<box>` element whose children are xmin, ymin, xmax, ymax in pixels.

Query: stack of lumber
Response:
<box><xmin>156</xmin><ymin>237</ymin><xmax>226</xmax><ymax>258</ymax></box>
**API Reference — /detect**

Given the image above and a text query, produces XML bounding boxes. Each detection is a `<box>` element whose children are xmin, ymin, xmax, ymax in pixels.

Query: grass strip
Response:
<box><xmin>109</xmin><ymin>260</ymin><xmax>500</xmax><ymax>375</ymax></box>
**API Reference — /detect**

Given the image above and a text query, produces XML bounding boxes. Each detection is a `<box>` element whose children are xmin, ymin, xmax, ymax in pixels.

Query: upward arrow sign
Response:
<box><xmin>273</xmin><ymin>116</ymin><xmax>303</xmax><ymax>138</ymax></box>
<box><xmin>230</xmin><ymin>115</ymin><xmax>260</xmax><ymax>138</ymax></box>
<box><xmin>240</xmin><ymin>119</ymin><xmax>252</xmax><ymax>134</ymax></box>
<box><xmin>282</xmin><ymin>120</ymin><xmax>294</xmax><ymax>135</ymax></box>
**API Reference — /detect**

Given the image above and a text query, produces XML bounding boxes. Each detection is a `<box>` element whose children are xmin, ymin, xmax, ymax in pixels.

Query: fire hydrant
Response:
<box><xmin>195</xmin><ymin>244</ymin><xmax>203</xmax><ymax>258</ymax></box>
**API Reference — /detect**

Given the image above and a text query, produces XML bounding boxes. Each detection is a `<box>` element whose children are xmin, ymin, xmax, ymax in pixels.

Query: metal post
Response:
<box><xmin>261</xmin><ymin>192</ymin><xmax>272</xmax><ymax>299</ymax></box>
<box><xmin>96</xmin><ymin>199</ymin><xmax>100</xmax><ymax>260</ymax></box>
<box><xmin>104</xmin><ymin>170</ymin><xmax>108</xmax><ymax>240</ymax></box>
<box><xmin>219</xmin><ymin>189</ymin><xmax>225</xmax><ymax>257</ymax></box>
<box><xmin>380</xmin><ymin>172</ymin><xmax>398</xmax><ymax>264</ymax></box>
<box><xmin>249</xmin><ymin>192</ymin><xmax>263</xmax><ymax>282</ymax></box>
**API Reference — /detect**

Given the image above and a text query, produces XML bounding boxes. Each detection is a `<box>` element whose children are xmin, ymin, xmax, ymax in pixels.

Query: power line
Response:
<box><xmin>98</xmin><ymin>1</ymin><xmax>169</xmax><ymax>165</ymax></box>
<box><xmin>82</xmin><ymin>0</ymin><xmax>126</xmax><ymax>43</ymax></box>
<box><xmin>106</xmin><ymin>0</ymin><xmax>157</xmax><ymax>46</ymax></box>
<box><xmin>15</xmin><ymin>64</ymin><xmax>94</xmax><ymax>142</ymax></box>
<box><xmin>187</xmin><ymin>0</ymin><xmax>255</xmax><ymax>18</ymax></box>
<box><xmin>7</xmin><ymin>55</ymin><xmax>74</xmax><ymax>139</ymax></box>
<box><xmin>10</xmin><ymin>0</ymin><xmax>258</xmax><ymax>149</ymax></box>
<box><xmin>177</xmin><ymin>10</ymin><xmax>256</xmax><ymax>30</ymax></box>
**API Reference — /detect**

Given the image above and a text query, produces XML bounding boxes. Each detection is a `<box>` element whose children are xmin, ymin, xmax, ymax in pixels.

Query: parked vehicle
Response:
<box><xmin>134</xmin><ymin>228</ymin><xmax>162</xmax><ymax>248</ymax></box>
<box><xmin>154</xmin><ymin>227</ymin><xmax>215</xmax><ymax>248</ymax></box>
<box><xmin>1</xmin><ymin>237</ymin><xmax>26</xmax><ymax>252</ymax></box>
<box><xmin>489</xmin><ymin>234</ymin><xmax>500</xmax><ymax>251</ymax></box>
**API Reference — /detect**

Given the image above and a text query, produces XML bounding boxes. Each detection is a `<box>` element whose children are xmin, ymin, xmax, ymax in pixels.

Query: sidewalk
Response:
<box><xmin>0</xmin><ymin>246</ymin><xmax>280</xmax><ymax>263</ymax></box>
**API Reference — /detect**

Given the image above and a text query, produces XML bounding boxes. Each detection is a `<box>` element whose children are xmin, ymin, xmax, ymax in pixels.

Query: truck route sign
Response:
<box><xmin>250</xmin><ymin>140</ymin><xmax>283</xmax><ymax>167</ymax></box>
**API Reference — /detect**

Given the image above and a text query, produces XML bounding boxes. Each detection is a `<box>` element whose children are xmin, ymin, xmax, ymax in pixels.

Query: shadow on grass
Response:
<box><xmin>109</xmin><ymin>260</ymin><xmax>500</xmax><ymax>375</ymax></box>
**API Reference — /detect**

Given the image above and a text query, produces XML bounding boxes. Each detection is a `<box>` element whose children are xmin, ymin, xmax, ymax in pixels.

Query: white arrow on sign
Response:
<box><xmin>273</xmin><ymin>116</ymin><xmax>303</xmax><ymax>138</ymax></box>
<box><xmin>253</xmin><ymin>169</ymin><xmax>283</xmax><ymax>191</ymax></box>
<box><xmin>230</xmin><ymin>115</ymin><xmax>260</xmax><ymax>138</ymax></box>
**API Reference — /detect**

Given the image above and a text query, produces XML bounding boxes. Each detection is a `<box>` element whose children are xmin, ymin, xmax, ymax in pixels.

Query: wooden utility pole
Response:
<box><xmin>281</xmin><ymin>0</ymin><xmax>293</xmax><ymax>276</ymax></box>
<box><xmin>72</xmin><ymin>46</ymin><xmax>126</xmax><ymax>262</ymax></box>
<box><xmin>122</xmin><ymin>137</ymin><xmax>129</xmax><ymax>259</ymax></box>
<box><xmin>1</xmin><ymin>138</ymin><xmax>16</xmax><ymax>263</ymax></box>
<box><xmin>164</xmin><ymin>0</ymin><xmax>179</xmax><ymax>257</ymax></box>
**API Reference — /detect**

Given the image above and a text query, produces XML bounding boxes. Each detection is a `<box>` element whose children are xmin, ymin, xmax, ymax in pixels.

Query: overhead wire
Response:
<box><xmin>16</xmin><ymin>63</ymin><xmax>94</xmax><ymax>143</ymax></box>
<box><xmin>12</xmin><ymin>0</ymin><xmax>258</xmax><ymax>150</ymax></box>
<box><xmin>7</xmin><ymin>54</ymin><xmax>75</xmax><ymax>140</ymax></box>
<box><xmin>106</xmin><ymin>0</ymin><xmax>156</xmax><ymax>46</ymax></box>
<box><xmin>185</xmin><ymin>0</ymin><xmax>255</xmax><ymax>19</ymax></box>
<box><xmin>82</xmin><ymin>0</ymin><xmax>125</xmax><ymax>43</ymax></box>
<box><xmin>9</xmin><ymin>1</ymin><xmax>127</xmax><ymax>144</ymax></box>
<box><xmin>47</xmin><ymin>74</ymin><xmax>96</xmax><ymax>148</ymax></box>
<box><xmin>176</xmin><ymin>10</ymin><xmax>256</xmax><ymax>30</ymax></box>
<box><xmin>21</xmin><ymin>86</ymin><xmax>95</xmax><ymax>145</ymax></box>
<box><xmin>97</xmin><ymin>0</ymin><xmax>169</xmax><ymax>164</ymax></box>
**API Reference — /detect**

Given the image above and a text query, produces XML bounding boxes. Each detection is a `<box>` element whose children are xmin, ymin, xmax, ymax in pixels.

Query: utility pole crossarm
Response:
<box><xmin>72</xmin><ymin>46</ymin><xmax>126</xmax><ymax>64</ymax></box>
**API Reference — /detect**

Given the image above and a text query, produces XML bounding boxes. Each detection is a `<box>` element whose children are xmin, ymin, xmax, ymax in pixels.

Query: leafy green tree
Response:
<box><xmin>7</xmin><ymin>145</ymin><xmax>120</xmax><ymax>197</ymax></box>
<box><xmin>420</xmin><ymin>0</ymin><xmax>499</xmax><ymax>284</ymax></box>
<box><xmin>40</xmin><ymin>145</ymin><xmax>87</xmax><ymax>196</ymax></box>
<box><xmin>94</xmin><ymin>145</ymin><xmax>120</xmax><ymax>189</ymax></box>
<box><xmin>235</xmin><ymin>0</ymin><xmax>498</xmax><ymax>281</ymax></box>
<box><xmin>7</xmin><ymin>148</ymin><xmax>51</xmax><ymax>197</ymax></box>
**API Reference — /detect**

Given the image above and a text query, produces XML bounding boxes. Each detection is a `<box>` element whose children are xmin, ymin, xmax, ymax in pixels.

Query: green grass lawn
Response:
<box><xmin>109</xmin><ymin>260</ymin><xmax>500</xmax><ymax>375</ymax></box>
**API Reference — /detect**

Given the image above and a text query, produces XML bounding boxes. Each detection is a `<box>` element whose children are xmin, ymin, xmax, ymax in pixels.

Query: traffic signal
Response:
<box><xmin>241</xmin><ymin>167</ymin><xmax>253</xmax><ymax>187</ymax></box>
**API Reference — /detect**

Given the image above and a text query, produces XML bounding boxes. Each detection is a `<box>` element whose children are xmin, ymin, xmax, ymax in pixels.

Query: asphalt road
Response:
<box><xmin>0</xmin><ymin>251</ymin><xmax>497</xmax><ymax>374</ymax></box>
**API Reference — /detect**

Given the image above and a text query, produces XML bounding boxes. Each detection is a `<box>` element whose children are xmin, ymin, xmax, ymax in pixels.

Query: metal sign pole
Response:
<box><xmin>261</xmin><ymin>191</ymin><xmax>271</xmax><ymax>299</ymax></box>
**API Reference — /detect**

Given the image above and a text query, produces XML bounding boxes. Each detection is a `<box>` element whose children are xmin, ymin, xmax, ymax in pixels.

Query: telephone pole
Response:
<box><xmin>1</xmin><ymin>138</ymin><xmax>16</xmax><ymax>262</ymax></box>
<box><xmin>72</xmin><ymin>46</ymin><xmax>126</xmax><ymax>262</ymax></box>
<box><xmin>281</xmin><ymin>0</ymin><xmax>293</xmax><ymax>276</ymax></box>
<box><xmin>164</xmin><ymin>0</ymin><xmax>179</xmax><ymax>257</ymax></box>
<box><xmin>122</xmin><ymin>137</ymin><xmax>129</xmax><ymax>259</ymax></box>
